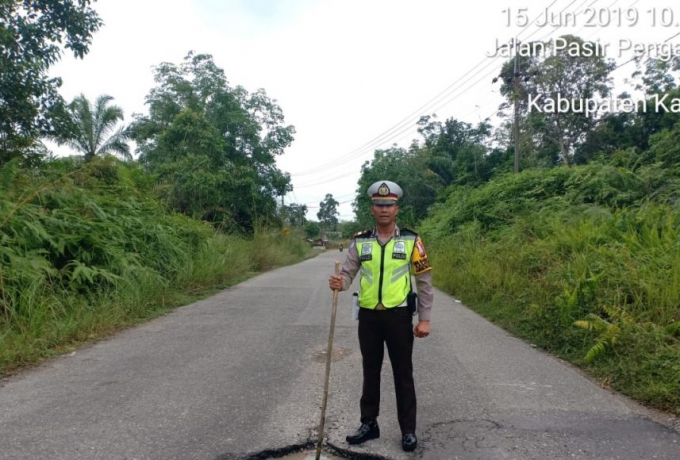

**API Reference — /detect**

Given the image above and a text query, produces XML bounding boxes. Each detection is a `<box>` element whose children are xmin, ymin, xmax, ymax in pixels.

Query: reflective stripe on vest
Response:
<box><xmin>356</xmin><ymin>235</ymin><xmax>415</xmax><ymax>309</ymax></box>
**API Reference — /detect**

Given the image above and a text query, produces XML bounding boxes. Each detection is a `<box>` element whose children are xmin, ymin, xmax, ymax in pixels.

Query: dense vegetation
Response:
<box><xmin>353</xmin><ymin>37</ymin><xmax>680</xmax><ymax>414</ymax></box>
<box><xmin>0</xmin><ymin>157</ymin><xmax>310</xmax><ymax>372</ymax></box>
<box><xmin>0</xmin><ymin>2</ymin><xmax>310</xmax><ymax>374</ymax></box>
<box><xmin>422</xmin><ymin>165</ymin><xmax>680</xmax><ymax>413</ymax></box>
<box><xmin>132</xmin><ymin>53</ymin><xmax>296</xmax><ymax>232</ymax></box>
<box><xmin>2</xmin><ymin>2</ymin><xmax>679</xmax><ymax>416</ymax></box>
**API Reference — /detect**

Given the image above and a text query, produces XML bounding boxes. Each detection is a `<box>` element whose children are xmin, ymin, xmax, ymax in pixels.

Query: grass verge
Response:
<box><xmin>0</xmin><ymin>230</ymin><xmax>314</xmax><ymax>375</ymax></box>
<box><xmin>0</xmin><ymin>158</ymin><xmax>315</xmax><ymax>375</ymax></box>
<box><xmin>420</xmin><ymin>165</ymin><xmax>680</xmax><ymax>415</ymax></box>
<box><xmin>425</xmin><ymin>206</ymin><xmax>680</xmax><ymax>415</ymax></box>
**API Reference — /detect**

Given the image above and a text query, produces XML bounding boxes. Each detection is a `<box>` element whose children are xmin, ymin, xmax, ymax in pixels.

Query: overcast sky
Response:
<box><xmin>49</xmin><ymin>0</ymin><xmax>678</xmax><ymax>220</ymax></box>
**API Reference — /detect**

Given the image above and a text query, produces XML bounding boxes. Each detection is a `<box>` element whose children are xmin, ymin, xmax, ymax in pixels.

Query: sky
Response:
<box><xmin>49</xmin><ymin>0</ymin><xmax>679</xmax><ymax>220</ymax></box>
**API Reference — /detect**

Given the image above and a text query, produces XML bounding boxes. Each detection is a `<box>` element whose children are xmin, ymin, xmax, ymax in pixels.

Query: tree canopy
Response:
<box><xmin>317</xmin><ymin>193</ymin><xmax>339</xmax><ymax>230</ymax></box>
<box><xmin>54</xmin><ymin>94</ymin><xmax>131</xmax><ymax>162</ymax></box>
<box><xmin>0</xmin><ymin>0</ymin><xmax>102</xmax><ymax>164</ymax></box>
<box><xmin>131</xmin><ymin>52</ymin><xmax>296</xmax><ymax>231</ymax></box>
<box><xmin>496</xmin><ymin>35</ymin><xmax>615</xmax><ymax>166</ymax></box>
<box><xmin>283</xmin><ymin>203</ymin><xmax>308</xmax><ymax>227</ymax></box>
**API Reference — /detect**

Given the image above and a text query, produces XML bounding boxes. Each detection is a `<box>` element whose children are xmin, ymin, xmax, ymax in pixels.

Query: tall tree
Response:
<box><xmin>416</xmin><ymin>115</ymin><xmax>501</xmax><ymax>186</ymax></box>
<box><xmin>633</xmin><ymin>56</ymin><xmax>680</xmax><ymax>96</ymax></box>
<box><xmin>0</xmin><ymin>0</ymin><xmax>102</xmax><ymax>164</ymax></box>
<box><xmin>576</xmin><ymin>85</ymin><xmax>680</xmax><ymax>165</ymax></box>
<box><xmin>354</xmin><ymin>145</ymin><xmax>443</xmax><ymax>228</ymax></box>
<box><xmin>496</xmin><ymin>35</ymin><xmax>615</xmax><ymax>166</ymax></box>
<box><xmin>271</xmin><ymin>170</ymin><xmax>293</xmax><ymax>215</ymax></box>
<box><xmin>317</xmin><ymin>194</ymin><xmax>339</xmax><ymax>230</ymax></box>
<box><xmin>283</xmin><ymin>203</ymin><xmax>308</xmax><ymax>227</ymax></box>
<box><xmin>131</xmin><ymin>52</ymin><xmax>295</xmax><ymax>231</ymax></box>
<box><xmin>55</xmin><ymin>94</ymin><xmax>131</xmax><ymax>162</ymax></box>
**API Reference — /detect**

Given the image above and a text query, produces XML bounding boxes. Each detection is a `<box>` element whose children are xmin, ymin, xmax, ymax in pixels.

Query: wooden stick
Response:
<box><xmin>316</xmin><ymin>261</ymin><xmax>340</xmax><ymax>460</ymax></box>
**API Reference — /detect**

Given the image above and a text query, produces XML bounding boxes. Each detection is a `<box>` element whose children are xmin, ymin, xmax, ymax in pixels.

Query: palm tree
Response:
<box><xmin>57</xmin><ymin>94</ymin><xmax>131</xmax><ymax>162</ymax></box>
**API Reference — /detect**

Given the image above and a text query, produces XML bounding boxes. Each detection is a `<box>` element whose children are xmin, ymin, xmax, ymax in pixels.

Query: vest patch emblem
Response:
<box><xmin>393</xmin><ymin>241</ymin><xmax>407</xmax><ymax>259</ymax></box>
<box><xmin>360</xmin><ymin>243</ymin><xmax>373</xmax><ymax>261</ymax></box>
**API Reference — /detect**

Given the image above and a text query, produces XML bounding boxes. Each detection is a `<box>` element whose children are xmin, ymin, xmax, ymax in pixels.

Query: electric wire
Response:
<box><xmin>289</xmin><ymin>0</ymin><xmax>566</xmax><ymax>177</ymax></box>
<box><xmin>295</xmin><ymin>0</ymin><xmax>600</xmax><ymax>188</ymax></box>
<box><xmin>297</xmin><ymin>0</ymin><xmax>656</xmax><ymax>215</ymax></box>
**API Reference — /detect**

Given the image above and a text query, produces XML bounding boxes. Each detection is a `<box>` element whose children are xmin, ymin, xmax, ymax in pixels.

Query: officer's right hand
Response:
<box><xmin>329</xmin><ymin>275</ymin><xmax>343</xmax><ymax>291</ymax></box>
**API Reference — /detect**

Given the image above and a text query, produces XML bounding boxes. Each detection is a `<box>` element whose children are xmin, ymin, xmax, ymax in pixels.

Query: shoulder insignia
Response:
<box><xmin>399</xmin><ymin>227</ymin><xmax>418</xmax><ymax>236</ymax></box>
<box><xmin>353</xmin><ymin>229</ymin><xmax>372</xmax><ymax>238</ymax></box>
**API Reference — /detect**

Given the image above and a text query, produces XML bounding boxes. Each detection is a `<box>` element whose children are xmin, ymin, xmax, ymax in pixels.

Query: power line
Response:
<box><xmin>402</xmin><ymin>0</ymin><xmax>598</xmax><ymax>129</ymax></box>
<box><xmin>296</xmin><ymin>173</ymin><xmax>359</xmax><ymax>188</ymax></box>
<box><xmin>296</xmin><ymin>0</ymin><xmax>611</xmax><ymax>200</ymax></box>
<box><xmin>481</xmin><ymin>0</ymin><xmax>615</xmax><ymax>121</ymax></box>
<box><xmin>289</xmin><ymin>1</ymin><xmax>568</xmax><ymax>177</ymax></box>
<box><xmin>292</xmin><ymin>0</ymin><xmax>603</xmax><ymax>181</ymax></box>
<box><xmin>290</xmin><ymin>50</ymin><xmax>508</xmax><ymax>177</ymax></box>
<box><xmin>294</xmin><ymin>55</ymin><xmax>524</xmax><ymax>187</ymax></box>
<box><xmin>481</xmin><ymin>0</ymin><xmax>670</xmax><ymax>121</ymax></box>
<box><xmin>613</xmin><ymin>30</ymin><xmax>680</xmax><ymax>71</ymax></box>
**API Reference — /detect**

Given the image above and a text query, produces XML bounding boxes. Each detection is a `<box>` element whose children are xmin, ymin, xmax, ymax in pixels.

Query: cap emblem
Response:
<box><xmin>378</xmin><ymin>183</ymin><xmax>390</xmax><ymax>196</ymax></box>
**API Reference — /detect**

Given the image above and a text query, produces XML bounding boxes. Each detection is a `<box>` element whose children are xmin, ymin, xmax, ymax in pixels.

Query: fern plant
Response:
<box><xmin>574</xmin><ymin>305</ymin><xmax>634</xmax><ymax>361</ymax></box>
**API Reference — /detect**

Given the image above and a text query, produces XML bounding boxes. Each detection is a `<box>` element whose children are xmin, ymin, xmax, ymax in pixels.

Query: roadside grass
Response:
<box><xmin>0</xmin><ymin>158</ymin><xmax>314</xmax><ymax>375</ymax></box>
<box><xmin>0</xmin><ymin>230</ymin><xmax>314</xmax><ymax>374</ymax></box>
<box><xmin>422</xmin><ymin>166</ymin><xmax>680</xmax><ymax>415</ymax></box>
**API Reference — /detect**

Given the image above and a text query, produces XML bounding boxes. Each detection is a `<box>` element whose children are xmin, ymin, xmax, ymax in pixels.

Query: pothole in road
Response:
<box><xmin>230</xmin><ymin>446</ymin><xmax>373</xmax><ymax>460</ymax></box>
<box><xmin>224</xmin><ymin>442</ymin><xmax>387</xmax><ymax>460</ymax></box>
<box><xmin>275</xmin><ymin>451</ymin><xmax>344</xmax><ymax>459</ymax></box>
<box><xmin>312</xmin><ymin>347</ymin><xmax>353</xmax><ymax>363</ymax></box>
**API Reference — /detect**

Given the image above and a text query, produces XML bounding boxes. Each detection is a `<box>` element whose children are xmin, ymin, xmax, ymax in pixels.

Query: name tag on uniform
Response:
<box><xmin>392</xmin><ymin>241</ymin><xmax>406</xmax><ymax>259</ymax></box>
<box><xmin>360</xmin><ymin>244</ymin><xmax>373</xmax><ymax>261</ymax></box>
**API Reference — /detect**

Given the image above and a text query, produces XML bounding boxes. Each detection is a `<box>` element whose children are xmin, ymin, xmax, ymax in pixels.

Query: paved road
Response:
<box><xmin>1</xmin><ymin>251</ymin><xmax>678</xmax><ymax>460</ymax></box>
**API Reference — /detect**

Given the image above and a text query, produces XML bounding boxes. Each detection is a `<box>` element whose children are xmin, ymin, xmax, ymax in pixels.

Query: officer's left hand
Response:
<box><xmin>414</xmin><ymin>321</ymin><xmax>430</xmax><ymax>338</ymax></box>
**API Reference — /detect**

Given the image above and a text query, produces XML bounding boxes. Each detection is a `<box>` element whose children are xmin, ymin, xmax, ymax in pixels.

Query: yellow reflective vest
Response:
<box><xmin>354</xmin><ymin>229</ymin><xmax>417</xmax><ymax>309</ymax></box>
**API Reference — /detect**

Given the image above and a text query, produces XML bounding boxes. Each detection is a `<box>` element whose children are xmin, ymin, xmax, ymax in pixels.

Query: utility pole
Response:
<box><xmin>513</xmin><ymin>38</ymin><xmax>521</xmax><ymax>174</ymax></box>
<box><xmin>280</xmin><ymin>195</ymin><xmax>286</xmax><ymax>224</ymax></box>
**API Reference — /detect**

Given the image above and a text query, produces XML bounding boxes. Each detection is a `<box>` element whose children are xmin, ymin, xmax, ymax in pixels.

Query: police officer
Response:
<box><xmin>328</xmin><ymin>180</ymin><xmax>433</xmax><ymax>452</ymax></box>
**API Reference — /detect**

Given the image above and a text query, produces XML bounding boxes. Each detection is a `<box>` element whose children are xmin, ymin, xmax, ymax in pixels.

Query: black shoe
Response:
<box><xmin>346</xmin><ymin>421</ymin><xmax>380</xmax><ymax>445</ymax></box>
<box><xmin>402</xmin><ymin>433</ymin><xmax>417</xmax><ymax>452</ymax></box>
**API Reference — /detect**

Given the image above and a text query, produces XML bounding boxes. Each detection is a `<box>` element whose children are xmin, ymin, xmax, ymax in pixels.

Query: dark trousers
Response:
<box><xmin>358</xmin><ymin>307</ymin><xmax>416</xmax><ymax>434</ymax></box>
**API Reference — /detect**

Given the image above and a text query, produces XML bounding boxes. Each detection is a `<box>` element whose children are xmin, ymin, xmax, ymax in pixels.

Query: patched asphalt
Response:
<box><xmin>0</xmin><ymin>250</ymin><xmax>678</xmax><ymax>459</ymax></box>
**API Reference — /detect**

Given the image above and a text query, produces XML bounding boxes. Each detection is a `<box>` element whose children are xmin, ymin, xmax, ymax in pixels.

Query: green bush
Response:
<box><xmin>422</xmin><ymin>164</ymin><xmax>680</xmax><ymax>414</ymax></box>
<box><xmin>0</xmin><ymin>157</ymin><xmax>312</xmax><ymax>373</ymax></box>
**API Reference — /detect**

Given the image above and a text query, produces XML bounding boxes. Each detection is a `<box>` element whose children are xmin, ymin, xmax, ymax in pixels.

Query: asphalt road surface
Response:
<box><xmin>1</xmin><ymin>251</ymin><xmax>679</xmax><ymax>460</ymax></box>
